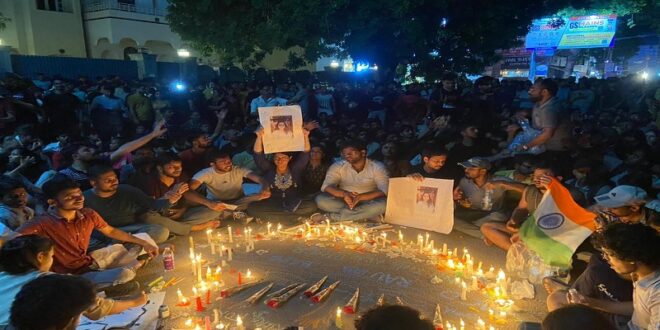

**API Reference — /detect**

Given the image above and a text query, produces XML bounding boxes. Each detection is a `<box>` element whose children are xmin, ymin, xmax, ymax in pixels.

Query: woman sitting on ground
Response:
<box><xmin>247</xmin><ymin>123</ymin><xmax>318</xmax><ymax>222</ymax></box>
<box><xmin>0</xmin><ymin>235</ymin><xmax>147</xmax><ymax>327</ymax></box>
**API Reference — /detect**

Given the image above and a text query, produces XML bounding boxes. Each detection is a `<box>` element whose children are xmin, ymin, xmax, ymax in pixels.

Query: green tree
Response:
<box><xmin>168</xmin><ymin>0</ymin><xmax>584</xmax><ymax>76</ymax></box>
<box><xmin>0</xmin><ymin>12</ymin><xmax>10</xmax><ymax>32</ymax></box>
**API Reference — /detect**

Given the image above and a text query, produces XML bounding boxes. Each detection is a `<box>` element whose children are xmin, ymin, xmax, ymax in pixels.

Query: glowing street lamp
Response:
<box><xmin>330</xmin><ymin>60</ymin><xmax>340</xmax><ymax>68</ymax></box>
<box><xmin>177</xmin><ymin>49</ymin><xmax>191</xmax><ymax>58</ymax></box>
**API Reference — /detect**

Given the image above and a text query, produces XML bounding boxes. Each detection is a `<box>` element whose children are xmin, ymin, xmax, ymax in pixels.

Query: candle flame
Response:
<box><xmin>236</xmin><ymin>315</ymin><xmax>243</xmax><ymax>326</ymax></box>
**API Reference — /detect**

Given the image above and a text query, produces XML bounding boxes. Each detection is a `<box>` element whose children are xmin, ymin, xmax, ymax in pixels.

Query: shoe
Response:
<box><xmin>103</xmin><ymin>280</ymin><xmax>141</xmax><ymax>298</ymax></box>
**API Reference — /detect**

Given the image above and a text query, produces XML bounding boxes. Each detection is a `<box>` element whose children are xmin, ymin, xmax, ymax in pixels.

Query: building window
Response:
<box><xmin>36</xmin><ymin>0</ymin><xmax>71</xmax><ymax>13</ymax></box>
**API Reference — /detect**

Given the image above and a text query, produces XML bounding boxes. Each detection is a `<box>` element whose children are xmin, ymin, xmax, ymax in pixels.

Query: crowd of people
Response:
<box><xmin>0</xmin><ymin>70</ymin><xmax>659</xmax><ymax>330</ymax></box>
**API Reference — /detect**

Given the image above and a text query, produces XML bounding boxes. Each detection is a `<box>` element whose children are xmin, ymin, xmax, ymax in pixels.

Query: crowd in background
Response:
<box><xmin>0</xmin><ymin>70</ymin><xmax>659</xmax><ymax>330</ymax></box>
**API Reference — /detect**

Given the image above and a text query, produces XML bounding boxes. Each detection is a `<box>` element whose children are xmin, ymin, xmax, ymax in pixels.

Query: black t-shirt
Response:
<box><xmin>572</xmin><ymin>254</ymin><xmax>633</xmax><ymax>303</ymax></box>
<box><xmin>409</xmin><ymin>164</ymin><xmax>454</xmax><ymax>180</ymax></box>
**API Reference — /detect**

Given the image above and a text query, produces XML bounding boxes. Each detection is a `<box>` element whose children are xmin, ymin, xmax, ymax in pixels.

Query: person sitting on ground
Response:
<box><xmin>592</xmin><ymin>185</ymin><xmax>649</xmax><ymax>231</ymax></box>
<box><xmin>300</xmin><ymin>144</ymin><xmax>330</xmax><ymax>197</ymax></box>
<box><xmin>595</xmin><ymin>223</ymin><xmax>659</xmax><ymax>330</ymax></box>
<box><xmin>0</xmin><ymin>235</ymin><xmax>147</xmax><ymax>327</ymax></box>
<box><xmin>178</xmin><ymin>111</ymin><xmax>227</xmax><ymax>177</ymax></box>
<box><xmin>84</xmin><ymin>164</ymin><xmax>218</xmax><ymax>245</ymax></box>
<box><xmin>406</xmin><ymin>144</ymin><xmax>454</xmax><ymax>180</ymax></box>
<box><xmin>185</xmin><ymin>149</ymin><xmax>271</xmax><ymax>214</ymax></box>
<box><xmin>452</xmin><ymin>157</ymin><xmax>514</xmax><ymax>238</ymax></box>
<box><xmin>17</xmin><ymin>176</ymin><xmax>158</xmax><ymax>290</ymax></box>
<box><xmin>480</xmin><ymin>165</ymin><xmax>557</xmax><ymax>251</ymax></box>
<box><xmin>314</xmin><ymin>140</ymin><xmax>389</xmax><ymax>222</ymax></box>
<box><xmin>354</xmin><ymin>305</ymin><xmax>434</xmax><ymax>330</ymax></box>
<box><xmin>59</xmin><ymin>120</ymin><xmax>168</xmax><ymax>190</ymax></box>
<box><xmin>0</xmin><ymin>177</ymin><xmax>34</xmax><ymax>231</ymax></box>
<box><xmin>130</xmin><ymin>152</ymin><xmax>221</xmax><ymax>223</ymax></box>
<box><xmin>247</xmin><ymin>124</ymin><xmax>318</xmax><ymax>222</ymax></box>
<box><xmin>541</xmin><ymin>304</ymin><xmax>617</xmax><ymax>330</ymax></box>
<box><xmin>9</xmin><ymin>274</ymin><xmax>96</xmax><ymax>330</ymax></box>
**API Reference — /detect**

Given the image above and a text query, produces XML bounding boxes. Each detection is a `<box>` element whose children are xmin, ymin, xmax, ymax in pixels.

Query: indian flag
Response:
<box><xmin>519</xmin><ymin>179</ymin><xmax>596</xmax><ymax>269</ymax></box>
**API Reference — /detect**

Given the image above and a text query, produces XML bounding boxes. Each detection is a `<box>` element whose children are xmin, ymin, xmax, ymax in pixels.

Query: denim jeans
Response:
<box><xmin>315</xmin><ymin>193</ymin><xmax>386</xmax><ymax>221</ymax></box>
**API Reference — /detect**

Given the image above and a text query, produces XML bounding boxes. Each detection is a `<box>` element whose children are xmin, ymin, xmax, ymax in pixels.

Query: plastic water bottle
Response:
<box><xmin>162</xmin><ymin>247</ymin><xmax>175</xmax><ymax>272</ymax></box>
<box><xmin>481</xmin><ymin>188</ymin><xmax>493</xmax><ymax>211</ymax></box>
<box><xmin>518</xmin><ymin>118</ymin><xmax>531</xmax><ymax>131</ymax></box>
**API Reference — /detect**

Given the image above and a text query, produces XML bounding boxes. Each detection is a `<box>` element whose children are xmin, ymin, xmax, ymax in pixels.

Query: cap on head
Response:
<box><xmin>594</xmin><ymin>185</ymin><xmax>647</xmax><ymax>208</ymax></box>
<box><xmin>458</xmin><ymin>157</ymin><xmax>491</xmax><ymax>170</ymax></box>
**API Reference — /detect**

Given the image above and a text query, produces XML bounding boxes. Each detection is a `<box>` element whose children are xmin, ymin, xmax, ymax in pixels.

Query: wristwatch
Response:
<box><xmin>522</xmin><ymin>144</ymin><xmax>529</xmax><ymax>151</ymax></box>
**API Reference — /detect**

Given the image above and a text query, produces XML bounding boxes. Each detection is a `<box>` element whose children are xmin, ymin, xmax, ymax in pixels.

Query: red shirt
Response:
<box><xmin>17</xmin><ymin>208</ymin><xmax>108</xmax><ymax>274</ymax></box>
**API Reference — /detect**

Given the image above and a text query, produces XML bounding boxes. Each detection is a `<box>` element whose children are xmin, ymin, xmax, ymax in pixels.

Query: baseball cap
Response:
<box><xmin>458</xmin><ymin>157</ymin><xmax>491</xmax><ymax>170</ymax></box>
<box><xmin>594</xmin><ymin>185</ymin><xmax>648</xmax><ymax>208</ymax></box>
<box><xmin>645</xmin><ymin>199</ymin><xmax>660</xmax><ymax>213</ymax></box>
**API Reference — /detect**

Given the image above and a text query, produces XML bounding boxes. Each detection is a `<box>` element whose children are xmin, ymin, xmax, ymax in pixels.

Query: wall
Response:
<box><xmin>0</xmin><ymin>0</ymin><xmax>86</xmax><ymax>57</ymax></box>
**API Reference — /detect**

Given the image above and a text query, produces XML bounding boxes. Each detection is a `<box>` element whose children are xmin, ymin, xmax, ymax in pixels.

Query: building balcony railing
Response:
<box><xmin>82</xmin><ymin>0</ymin><xmax>167</xmax><ymax>17</ymax></box>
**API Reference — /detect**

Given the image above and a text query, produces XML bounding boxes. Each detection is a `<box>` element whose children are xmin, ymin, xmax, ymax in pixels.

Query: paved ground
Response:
<box><xmin>135</xmin><ymin>219</ymin><xmax>547</xmax><ymax>329</ymax></box>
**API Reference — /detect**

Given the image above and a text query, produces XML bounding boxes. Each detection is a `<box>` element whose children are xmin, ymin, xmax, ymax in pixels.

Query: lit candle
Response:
<box><xmin>335</xmin><ymin>307</ymin><xmax>343</xmax><ymax>328</ymax></box>
<box><xmin>190</xmin><ymin>253</ymin><xmax>197</xmax><ymax>275</ymax></box>
<box><xmin>267</xmin><ymin>222</ymin><xmax>272</xmax><ymax>235</ymax></box>
<box><xmin>466</xmin><ymin>259</ymin><xmax>474</xmax><ymax>276</ymax></box>
<box><xmin>447</xmin><ymin>259</ymin><xmax>456</xmax><ymax>269</ymax></box>
<box><xmin>381</xmin><ymin>233</ymin><xmax>387</xmax><ymax>248</ymax></box>
<box><xmin>227</xmin><ymin>248</ymin><xmax>233</xmax><ymax>261</ymax></box>
<box><xmin>427</xmin><ymin>239</ymin><xmax>434</xmax><ymax>251</ymax></box>
<box><xmin>305</xmin><ymin>221</ymin><xmax>311</xmax><ymax>233</ymax></box>
<box><xmin>193</xmin><ymin>287</ymin><xmax>204</xmax><ymax>312</ymax></box>
<box><xmin>220</xmin><ymin>245</ymin><xmax>225</xmax><ymax>257</ymax></box>
<box><xmin>176</xmin><ymin>288</ymin><xmax>189</xmax><ymax>306</ymax></box>
<box><xmin>453</xmin><ymin>247</ymin><xmax>458</xmax><ymax>258</ymax></box>
<box><xmin>471</xmin><ymin>276</ymin><xmax>478</xmax><ymax>291</ymax></box>
<box><xmin>462</xmin><ymin>248</ymin><xmax>468</xmax><ymax>260</ymax></box>
<box><xmin>237</xmin><ymin>272</ymin><xmax>242</xmax><ymax>285</ymax></box>
<box><xmin>213</xmin><ymin>308</ymin><xmax>220</xmax><ymax>324</ymax></box>
<box><xmin>485</xmin><ymin>266</ymin><xmax>495</xmax><ymax>279</ymax></box>
<box><xmin>441</xmin><ymin>243</ymin><xmax>447</xmax><ymax>256</ymax></box>
<box><xmin>355</xmin><ymin>236</ymin><xmax>362</xmax><ymax>244</ymax></box>
<box><xmin>460</xmin><ymin>281</ymin><xmax>467</xmax><ymax>300</ymax></box>
<box><xmin>277</xmin><ymin>223</ymin><xmax>282</xmax><ymax>233</ymax></box>
<box><xmin>477</xmin><ymin>317</ymin><xmax>486</xmax><ymax>330</ymax></box>
<box><xmin>227</xmin><ymin>226</ymin><xmax>233</xmax><ymax>243</ymax></box>
<box><xmin>206</xmin><ymin>266</ymin><xmax>213</xmax><ymax>281</ymax></box>
<box><xmin>195</xmin><ymin>325</ymin><xmax>201</xmax><ymax>330</ymax></box>
<box><xmin>494</xmin><ymin>286</ymin><xmax>501</xmax><ymax>298</ymax></box>
<box><xmin>236</xmin><ymin>315</ymin><xmax>245</xmax><ymax>330</ymax></box>
<box><xmin>500</xmin><ymin>311</ymin><xmax>507</xmax><ymax>318</ymax></box>
<box><xmin>189</xmin><ymin>236</ymin><xmax>195</xmax><ymax>252</ymax></box>
<box><xmin>459</xmin><ymin>318</ymin><xmax>465</xmax><ymax>330</ymax></box>
<box><xmin>425</xmin><ymin>232</ymin><xmax>430</xmax><ymax>247</ymax></box>
<box><xmin>488</xmin><ymin>308</ymin><xmax>494</xmax><ymax>320</ymax></box>
<box><xmin>305</xmin><ymin>231</ymin><xmax>312</xmax><ymax>241</ymax></box>
<box><xmin>454</xmin><ymin>277</ymin><xmax>461</xmax><ymax>285</ymax></box>
<box><xmin>202</xmin><ymin>281</ymin><xmax>211</xmax><ymax>304</ymax></box>
<box><xmin>398</xmin><ymin>230</ymin><xmax>403</xmax><ymax>243</ymax></box>
<box><xmin>456</xmin><ymin>262</ymin><xmax>465</xmax><ymax>277</ymax></box>
<box><xmin>432</xmin><ymin>248</ymin><xmax>438</xmax><ymax>255</ymax></box>
<box><xmin>246</xmin><ymin>269</ymin><xmax>252</xmax><ymax>279</ymax></box>
<box><xmin>185</xmin><ymin>318</ymin><xmax>193</xmax><ymax>327</ymax></box>
<box><xmin>215</xmin><ymin>266</ymin><xmax>222</xmax><ymax>281</ymax></box>
<box><xmin>206</xmin><ymin>229</ymin><xmax>213</xmax><ymax>245</ymax></box>
<box><xmin>244</xmin><ymin>228</ymin><xmax>248</xmax><ymax>242</ymax></box>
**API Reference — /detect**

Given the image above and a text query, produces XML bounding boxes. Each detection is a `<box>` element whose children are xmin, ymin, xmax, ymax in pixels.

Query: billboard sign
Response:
<box><xmin>525</xmin><ymin>18</ymin><xmax>566</xmax><ymax>49</ymax></box>
<box><xmin>557</xmin><ymin>15</ymin><xmax>617</xmax><ymax>49</ymax></box>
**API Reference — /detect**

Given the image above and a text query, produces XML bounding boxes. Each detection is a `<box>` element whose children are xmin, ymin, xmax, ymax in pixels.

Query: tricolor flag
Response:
<box><xmin>519</xmin><ymin>179</ymin><xmax>596</xmax><ymax>269</ymax></box>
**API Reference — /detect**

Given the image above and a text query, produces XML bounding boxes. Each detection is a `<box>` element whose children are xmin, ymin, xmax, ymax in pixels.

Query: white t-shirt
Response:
<box><xmin>193</xmin><ymin>166</ymin><xmax>252</xmax><ymax>201</ymax></box>
<box><xmin>629</xmin><ymin>271</ymin><xmax>660</xmax><ymax>330</ymax></box>
<box><xmin>321</xmin><ymin>159</ymin><xmax>389</xmax><ymax>195</ymax></box>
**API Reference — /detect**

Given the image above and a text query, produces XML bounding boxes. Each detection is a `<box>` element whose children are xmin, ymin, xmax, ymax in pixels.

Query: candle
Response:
<box><xmin>494</xmin><ymin>286</ymin><xmax>501</xmax><ymax>298</ymax></box>
<box><xmin>213</xmin><ymin>309</ymin><xmax>220</xmax><ymax>324</ymax></box>
<box><xmin>305</xmin><ymin>221</ymin><xmax>311</xmax><ymax>233</ymax></box>
<box><xmin>267</xmin><ymin>222</ymin><xmax>272</xmax><ymax>235</ymax></box>
<box><xmin>425</xmin><ymin>232</ymin><xmax>430</xmax><ymax>247</ymax></box>
<box><xmin>381</xmin><ymin>233</ymin><xmax>387</xmax><ymax>248</ymax></box>
<box><xmin>485</xmin><ymin>266</ymin><xmax>495</xmax><ymax>279</ymax></box>
<box><xmin>447</xmin><ymin>259</ymin><xmax>455</xmax><ymax>269</ymax></box>
<box><xmin>447</xmin><ymin>250</ymin><xmax>453</xmax><ymax>259</ymax></box>
<box><xmin>246</xmin><ymin>269</ymin><xmax>252</xmax><ymax>279</ymax></box>
<box><xmin>355</xmin><ymin>236</ymin><xmax>362</xmax><ymax>244</ymax></box>
<box><xmin>206</xmin><ymin>229</ymin><xmax>213</xmax><ymax>245</ymax></box>
<box><xmin>238</xmin><ymin>272</ymin><xmax>242</xmax><ymax>285</ymax></box>
<box><xmin>471</xmin><ymin>276</ymin><xmax>478</xmax><ymax>291</ymax></box>
<box><xmin>462</xmin><ymin>248</ymin><xmax>468</xmax><ymax>260</ymax></box>
<box><xmin>441</xmin><ymin>243</ymin><xmax>447</xmax><ymax>255</ymax></box>
<box><xmin>460</xmin><ymin>281</ymin><xmax>467</xmax><ymax>300</ymax></box>
<box><xmin>335</xmin><ymin>307</ymin><xmax>343</xmax><ymax>328</ymax></box>
<box><xmin>205</xmin><ymin>316</ymin><xmax>212</xmax><ymax>330</ymax></box>
<box><xmin>456</xmin><ymin>262</ymin><xmax>465</xmax><ymax>277</ymax></box>
<box><xmin>236</xmin><ymin>315</ymin><xmax>245</xmax><ymax>330</ymax></box>
<box><xmin>185</xmin><ymin>318</ymin><xmax>193</xmax><ymax>327</ymax></box>
<box><xmin>211</xmin><ymin>242</ymin><xmax>216</xmax><ymax>255</ymax></box>
<box><xmin>191</xmin><ymin>254</ymin><xmax>197</xmax><ymax>275</ymax></box>
<box><xmin>215</xmin><ymin>266</ymin><xmax>222</xmax><ymax>281</ymax></box>
<box><xmin>453</xmin><ymin>247</ymin><xmax>458</xmax><ymax>258</ymax></box>
<box><xmin>189</xmin><ymin>236</ymin><xmax>195</xmax><ymax>252</ymax></box>
<box><xmin>454</xmin><ymin>277</ymin><xmax>460</xmax><ymax>285</ymax></box>
<box><xmin>228</xmin><ymin>226</ymin><xmax>233</xmax><ymax>243</ymax></box>
<box><xmin>277</xmin><ymin>223</ymin><xmax>282</xmax><ymax>233</ymax></box>
<box><xmin>193</xmin><ymin>287</ymin><xmax>204</xmax><ymax>312</ymax></box>
<box><xmin>398</xmin><ymin>230</ymin><xmax>403</xmax><ymax>242</ymax></box>
<box><xmin>228</xmin><ymin>248</ymin><xmax>233</xmax><ymax>261</ymax></box>
<box><xmin>195</xmin><ymin>325</ymin><xmax>201</xmax><ymax>330</ymax></box>
<box><xmin>427</xmin><ymin>239</ymin><xmax>434</xmax><ymax>251</ymax></box>
<box><xmin>465</xmin><ymin>253</ymin><xmax>471</xmax><ymax>263</ymax></box>
<box><xmin>477</xmin><ymin>317</ymin><xmax>486</xmax><ymax>330</ymax></box>
<box><xmin>206</xmin><ymin>267</ymin><xmax>213</xmax><ymax>281</ymax></box>
<box><xmin>220</xmin><ymin>245</ymin><xmax>225</xmax><ymax>257</ymax></box>
<box><xmin>488</xmin><ymin>309</ymin><xmax>494</xmax><ymax>320</ymax></box>
<box><xmin>500</xmin><ymin>311</ymin><xmax>507</xmax><ymax>318</ymax></box>
<box><xmin>196</xmin><ymin>254</ymin><xmax>203</xmax><ymax>283</ymax></box>
<box><xmin>176</xmin><ymin>288</ymin><xmax>190</xmax><ymax>306</ymax></box>
<box><xmin>459</xmin><ymin>318</ymin><xmax>465</xmax><ymax>330</ymax></box>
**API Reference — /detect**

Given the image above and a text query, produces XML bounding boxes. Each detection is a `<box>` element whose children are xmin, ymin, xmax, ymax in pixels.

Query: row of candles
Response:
<box><xmin>181</xmin><ymin>221</ymin><xmax>515</xmax><ymax>329</ymax></box>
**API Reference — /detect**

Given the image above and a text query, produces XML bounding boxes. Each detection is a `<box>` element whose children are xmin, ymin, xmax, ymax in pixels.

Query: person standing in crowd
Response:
<box><xmin>42</xmin><ymin>79</ymin><xmax>81</xmax><ymax>136</ymax></box>
<box><xmin>524</xmin><ymin>79</ymin><xmax>571</xmax><ymax>161</ymax></box>
<box><xmin>249</xmin><ymin>84</ymin><xmax>287</xmax><ymax>117</ymax></box>
<box><xmin>315</xmin><ymin>140</ymin><xmax>389</xmax><ymax>222</ymax></box>
<box><xmin>126</xmin><ymin>85</ymin><xmax>154</xmax><ymax>128</ymax></box>
<box><xmin>89</xmin><ymin>84</ymin><xmax>131</xmax><ymax>140</ymax></box>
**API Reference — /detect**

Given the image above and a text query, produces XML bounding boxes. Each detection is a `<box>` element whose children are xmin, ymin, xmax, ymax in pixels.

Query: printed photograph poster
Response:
<box><xmin>385</xmin><ymin>178</ymin><xmax>454</xmax><ymax>234</ymax></box>
<box><xmin>258</xmin><ymin>105</ymin><xmax>305</xmax><ymax>154</ymax></box>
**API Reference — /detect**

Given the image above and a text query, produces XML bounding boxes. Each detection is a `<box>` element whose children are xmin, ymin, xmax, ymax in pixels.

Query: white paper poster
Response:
<box><xmin>77</xmin><ymin>292</ymin><xmax>165</xmax><ymax>330</ymax></box>
<box><xmin>258</xmin><ymin>105</ymin><xmax>304</xmax><ymax>154</ymax></box>
<box><xmin>385</xmin><ymin>178</ymin><xmax>455</xmax><ymax>234</ymax></box>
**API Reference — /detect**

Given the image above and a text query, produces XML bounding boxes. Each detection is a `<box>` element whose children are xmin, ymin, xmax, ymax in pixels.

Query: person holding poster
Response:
<box><xmin>407</xmin><ymin>145</ymin><xmax>454</xmax><ymax>180</ymax></box>
<box><xmin>314</xmin><ymin>141</ymin><xmax>389</xmax><ymax>222</ymax></box>
<box><xmin>247</xmin><ymin>123</ymin><xmax>318</xmax><ymax>222</ymax></box>
<box><xmin>258</xmin><ymin>106</ymin><xmax>306</xmax><ymax>154</ymax></box>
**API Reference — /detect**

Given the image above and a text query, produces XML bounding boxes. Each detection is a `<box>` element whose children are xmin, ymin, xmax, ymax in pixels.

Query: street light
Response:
<box><xmin>177</xmin><ymin>49</ymin><xmax>190</xmax><ymax>58</ymax></box>
<box><xmin>330</xmin><ymin>60</ymin><xmax>339</xmax><ymax>68</ymax></box>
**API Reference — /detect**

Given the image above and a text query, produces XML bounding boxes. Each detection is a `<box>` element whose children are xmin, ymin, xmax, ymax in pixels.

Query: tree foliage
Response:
<box><xmin>0</xmin><ymin>12</ymin><xmax>10</xmax><ymax>32</ymax></box>
<box><xmin>167</xmin><ymin>0</ymin><xmax>655</xmax><ymax>77</ymax></box>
